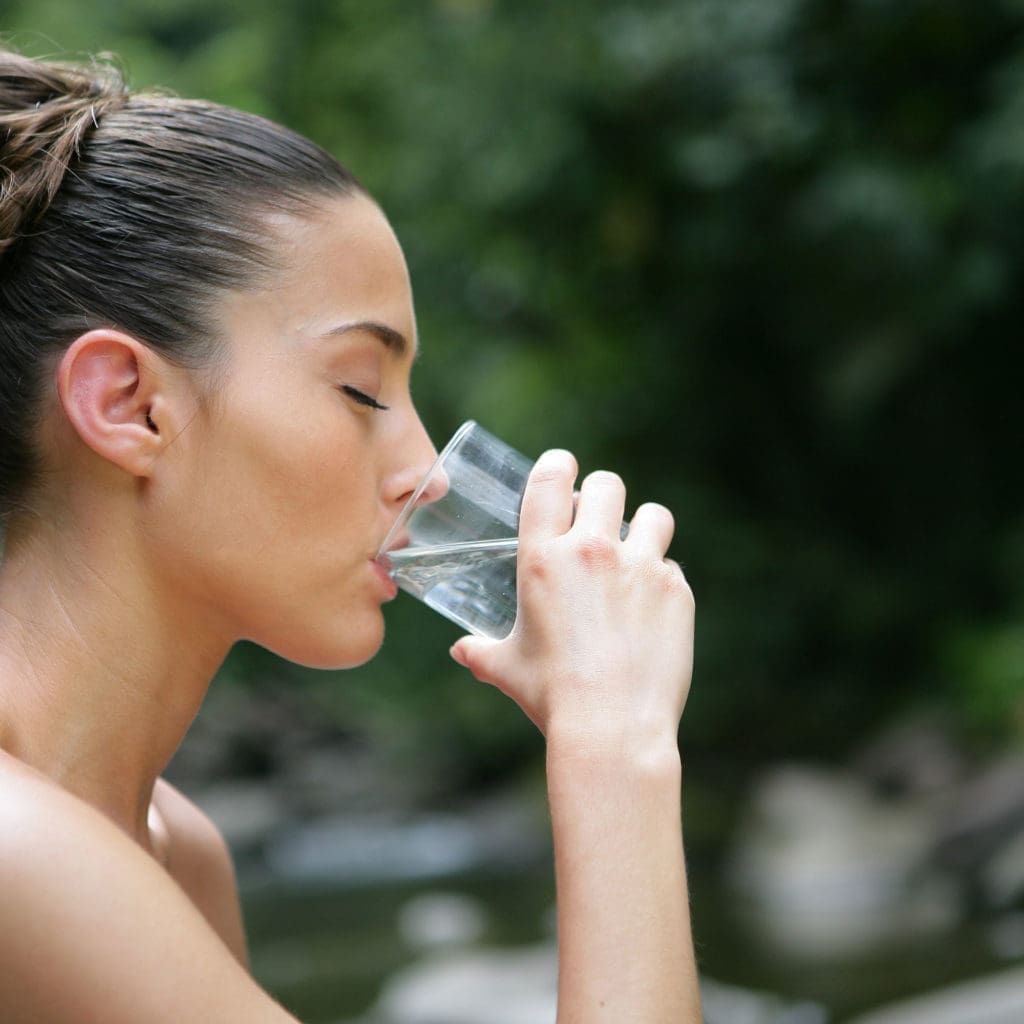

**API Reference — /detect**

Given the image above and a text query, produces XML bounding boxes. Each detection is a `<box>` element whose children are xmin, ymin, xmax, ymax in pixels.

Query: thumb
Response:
<box><xmin>450</xmin><ymin>634</ymin><xmax>503</xmax><ymax>685</ymax></box>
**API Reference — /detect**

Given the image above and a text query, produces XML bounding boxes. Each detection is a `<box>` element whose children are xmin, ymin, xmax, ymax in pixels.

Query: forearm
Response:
<box><xmin>448</xmin><ymin>454</ymin><xmax>699</xmax><ymax>1019</ymax></box>
<box><xmin>547</xmin><ymin>731</ymin><xmax>702</xmax><ymax>1024</ymax></box>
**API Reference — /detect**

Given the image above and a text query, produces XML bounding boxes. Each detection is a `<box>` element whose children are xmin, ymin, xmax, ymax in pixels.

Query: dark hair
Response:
<box><xmin>0</xmin><ymin>47</ymin><xmax>362</xmax><ymax>521</ymax></box>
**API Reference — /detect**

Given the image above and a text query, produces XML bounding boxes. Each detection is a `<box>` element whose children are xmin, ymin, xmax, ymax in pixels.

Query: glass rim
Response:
<box><xmin>376</xmin><ymin>419</ymin><xmax>477</xmax><ymax>558</ymax></box>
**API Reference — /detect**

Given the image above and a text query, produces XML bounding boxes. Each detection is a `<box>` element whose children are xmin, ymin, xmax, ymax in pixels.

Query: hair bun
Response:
<box><xmin>1</xmin><ymin>49</ymin><xmax>127</xmax><ymax>256</ymax></box>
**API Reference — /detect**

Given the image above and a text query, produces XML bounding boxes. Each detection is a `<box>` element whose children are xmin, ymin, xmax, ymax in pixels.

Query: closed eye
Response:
<box><xmin>339</xmin><ymin>385</ymin><xmax>390</xmax><ymax>411</ymax></box>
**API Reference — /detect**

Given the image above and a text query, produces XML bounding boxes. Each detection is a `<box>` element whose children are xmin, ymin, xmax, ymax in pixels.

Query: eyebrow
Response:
<box><xmin>321</xmin><ymin>319</ymin><xmax>414</xmax><ymax>359</ymax></box>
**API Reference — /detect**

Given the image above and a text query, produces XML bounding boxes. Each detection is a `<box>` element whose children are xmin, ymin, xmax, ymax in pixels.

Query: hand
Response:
<box><xmin>450</xmin><ymin>449</ymin><xmax>694</xmax><ymax>753</ymax></box>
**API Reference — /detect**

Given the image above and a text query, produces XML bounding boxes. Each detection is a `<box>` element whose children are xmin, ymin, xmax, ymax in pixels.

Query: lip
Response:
<box><xmin>371</xmin><ymin>557</ymin><xmax>399</xmax><ymax>601</ymax></box>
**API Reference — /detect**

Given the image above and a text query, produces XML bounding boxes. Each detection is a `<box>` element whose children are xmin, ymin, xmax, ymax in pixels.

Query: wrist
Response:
<box><xmin>545</xmin><ymin>720</ymin><xmax>682</xmax><ymax>788</ymax></box>
<box><xmin>544</xmin><ymin>723</ymin><xmax>684</xmax><ymax>856</ymax></box>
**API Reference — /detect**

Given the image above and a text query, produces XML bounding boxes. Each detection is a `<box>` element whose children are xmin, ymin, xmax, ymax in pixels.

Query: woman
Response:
<box><xmin>0</xmin><ymin>46</ymin><xmax>701</xmax><ymax>1022</ymax></box>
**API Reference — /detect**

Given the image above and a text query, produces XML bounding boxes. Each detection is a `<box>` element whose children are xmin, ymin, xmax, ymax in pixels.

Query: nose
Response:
<box><xmin>416</xmin><ymin>462</ymin><xmax>450</xmax><ymax>507</ymax></box>
<box><xmin>385</xmin><ymin>415</ymin><xmax>444</xmax><ymax>510</ymax></box>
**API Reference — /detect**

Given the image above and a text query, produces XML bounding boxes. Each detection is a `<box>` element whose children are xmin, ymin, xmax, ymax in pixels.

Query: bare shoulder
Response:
<box><xmin>0</xmin><ymin>749</ymin><xmax>112</xmax><ymax>857</ymax></box>
<box><xmin>0</xmin><ymin>754</ymin><xmax>294</xmax><ymax>1023</ymax></box>
<box><xmin>153</xmin><ymin>777</ymin><xmax>250</xmax><ymax>967</ymax></box>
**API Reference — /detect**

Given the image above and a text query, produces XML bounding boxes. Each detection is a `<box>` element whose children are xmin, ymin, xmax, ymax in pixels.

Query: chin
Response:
<box><xmin>260</xmin><ymin>613</ymin><xmax>386</xmax><ymax>671</ymax></box>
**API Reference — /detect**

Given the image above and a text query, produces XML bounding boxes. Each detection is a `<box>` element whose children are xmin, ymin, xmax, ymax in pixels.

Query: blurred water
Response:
<box><xmin>244</xmin><ymin>869</ymin><xmax>556</xmax><ymax>1023</ymax></box>
<box><xmin>175</xmin><ymin>695</ymin><xmax>1024</xmax><ymax>1022</ymax></box>
<box><xmin>241</xmin><ymin>860</ymin><xmax>1015</xmax><ymax>1023</ymax></box>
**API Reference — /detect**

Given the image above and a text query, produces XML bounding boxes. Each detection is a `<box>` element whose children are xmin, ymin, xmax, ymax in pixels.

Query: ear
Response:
<box><xmin>56</xmin><ymin>329</ymin><xmax>172</xmax><ymax>478</ymax></box>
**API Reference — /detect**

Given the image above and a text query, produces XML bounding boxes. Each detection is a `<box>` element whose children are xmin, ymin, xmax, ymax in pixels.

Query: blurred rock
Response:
<box><xmin>190</xmin><ymin>781</ymin><xmax>287</xmax><ymax>853</ymax></box>
<box><xmin>727</xmin><ymin>763</ymin><xmax>962</xmax><ymax>959</ymax></box>
<box><xmin>264</xmin><ymin>792</ymin><xmax>547</xmax><ymax>885</ymax></box>
<box><xmin>852</xmin><ymin>715</ymin><xmax>965</xmax><ymax>798</ymax></box>
<box><xmin>276</xmin><ymin>741</ymin><xmax>426</xmax><ymax>818</ymax></box>
<box><xmin>700</xmin><ymin>977</ymin><xmax>829</xmax><ymax>1024</ymax></box>
<box><xmin>266</xmin><ymin>813</ymin><xmax>483</xmax><ymax>884</ymax></box>
<box><xmin>981</xmin><ymin>826</ymin><xmax>1024</xmax><ymax>910</ymax></box>
<box><xmin>170</xmin><ymin>683</ymin><xmax>490</xmax><ymax>827</ymax></box>
<box><xmin>845</xmin><ymin>965</ymin><xmax>1024</xmax><ymax>1024</ymax></box>
<box><xmin>345</xmin><ymin>950</ymin><xmax>828</xmax><ymax>1024</ymax></box>
<box><xmin>352</xmin><ymin>943</ymin><xmax>558</xmax><ymax>1024</ymax></box>
<box><xmin>397</xmin><ymin>892</ymin><xmax>488</xmax><ymax>951</ymax></box>
<box><xmin>987</xmin><ymin>911</ymin><xmax>1024</xmax><ymax>960</ymax></box>
<box><xmin>167</xmin><ymin>683</ymin><xmax>316</xmax><ymax>787</ymax></box>
<box><xmin>932</xmin><ymin>753</ymin><xmax>1024</xmax><ymax>881</ymax></box>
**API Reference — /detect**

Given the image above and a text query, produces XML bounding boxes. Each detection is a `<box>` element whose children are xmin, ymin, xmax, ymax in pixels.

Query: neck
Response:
<box><xmin>0</xmin><ymin>515</ymin><xmax>231</xmax><ymax>847</ymax></box>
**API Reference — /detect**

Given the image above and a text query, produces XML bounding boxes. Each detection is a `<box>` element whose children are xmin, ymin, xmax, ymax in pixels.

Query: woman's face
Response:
<box><xmin>150</xmin><ymin>194</ymin><xmax>437</xmax><ymax>668</ymax></box>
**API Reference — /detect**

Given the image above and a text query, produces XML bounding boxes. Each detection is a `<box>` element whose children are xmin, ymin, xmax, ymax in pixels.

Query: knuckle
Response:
<box><xmin>519</xmin><ymin>541</ymin><xmax>555</xmax><ymax>582</ymax></box>
<box><xmin>650</xmin><ymin>562</ymin><xmax>677</xmax><ymax>594</ymax></box>
<box><xmin>655</xmin><ymin>559</ymin><xmax>693</xmax><ymax>601</ymax></box>
<box><xmin>574</xmin><ymin>531</ymin><xmax>618</xmax><ymax>567</ymax></box>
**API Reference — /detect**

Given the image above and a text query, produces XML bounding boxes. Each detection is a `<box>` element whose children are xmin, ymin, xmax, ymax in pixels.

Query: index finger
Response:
<box><xmin>518</xmin><ymin>449</ymin><xmax>578</xmax><ymax>543</ymax></box>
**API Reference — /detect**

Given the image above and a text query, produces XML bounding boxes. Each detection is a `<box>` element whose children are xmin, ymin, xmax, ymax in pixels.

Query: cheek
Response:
<box><xmin>147</xmin><ymin>401</ymin><xmax>388</xmax><ymax>661</ymax></box>
<box><xmin>198</xmin><ymin>387</ymin><xmax>373</xmax><ymax>561</ymax></box>
<box><xmin>215</xmin><ymin>385</ymin><xmax>336</xmax><ymax>495</ymax></box>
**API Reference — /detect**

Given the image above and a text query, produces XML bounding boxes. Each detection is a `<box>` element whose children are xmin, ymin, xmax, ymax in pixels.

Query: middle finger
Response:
<box><xmin>572</xmin><ymin>470</ymin><xmax>627</xmax><ymax>537</ymax></box>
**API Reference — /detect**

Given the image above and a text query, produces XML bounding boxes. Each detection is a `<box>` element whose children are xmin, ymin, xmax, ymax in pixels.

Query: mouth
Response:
<box><xmin>371</xmin><ymin>556</ymin><xmax>399</xmax><ymax>599</ymax></box>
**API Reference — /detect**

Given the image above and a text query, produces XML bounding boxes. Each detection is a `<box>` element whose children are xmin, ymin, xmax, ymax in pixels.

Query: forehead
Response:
<box><xmin>230</xmin><ymin>194</ymin><xmax>418</xmax><ymax>358</ymax></box>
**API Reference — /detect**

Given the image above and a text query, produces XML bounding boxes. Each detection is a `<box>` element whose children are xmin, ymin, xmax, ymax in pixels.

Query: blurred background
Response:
<box><xmin>3</xmin><ymin>1</ymin><xmax>1023</xmax><ymax>1021</ymax></box>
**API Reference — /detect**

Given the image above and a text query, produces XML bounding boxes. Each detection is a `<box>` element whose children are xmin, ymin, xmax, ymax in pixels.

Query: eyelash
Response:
<box><xmin>339</xmin><ymin>385</ymin><xmax>390</xmax><ymax>411</ymax></box>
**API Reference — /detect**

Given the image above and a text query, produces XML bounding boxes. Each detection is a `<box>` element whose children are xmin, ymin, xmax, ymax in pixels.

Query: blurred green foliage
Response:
<box><xmin>3</xmin><ymin>0</ymin><xmax>1022</xmax><ymax>781</ymax></box>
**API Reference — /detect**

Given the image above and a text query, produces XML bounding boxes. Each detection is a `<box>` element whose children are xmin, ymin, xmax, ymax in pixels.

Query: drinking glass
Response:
<box><xmin>376</xmin><ymin>421</ymin><xmax>534</xmax><ymax>640</ymax></box>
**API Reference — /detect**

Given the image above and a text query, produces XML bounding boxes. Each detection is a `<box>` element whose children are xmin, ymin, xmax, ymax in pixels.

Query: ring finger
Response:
<box><xmin>624</xmin><ymin>501</ymin><xmax>675</xmax><ymax>559</ymax></box>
